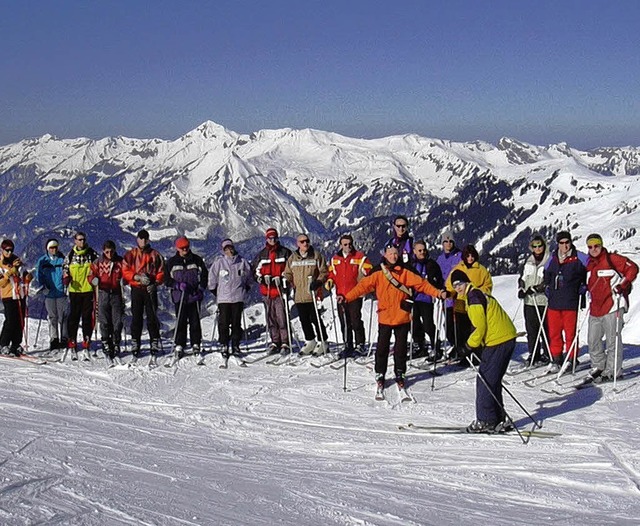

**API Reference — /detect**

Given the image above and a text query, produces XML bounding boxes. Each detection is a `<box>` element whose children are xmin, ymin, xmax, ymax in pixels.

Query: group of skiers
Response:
<box><xmin>0</xmin><ymin>217</ymin><xmax>637</xmax><ymax>434</ymax></box>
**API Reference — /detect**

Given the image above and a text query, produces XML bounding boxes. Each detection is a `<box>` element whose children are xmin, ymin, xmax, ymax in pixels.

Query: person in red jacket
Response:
<box><xmin>122</xmin><ymin>230</ymin><xmax>165</xmax><ymax>358</ymax></box>
<box><xmin>326</xmin><ymin>234</ymin><xmax>372</xmax><ymax>356</ymax></box>
<box><xmin>585</xmin><ymin>233</ymin><xmax>638</xmax><ymax>382</ymax></box>
<box><xmin>88</xmin><ymin>240</ymin><xmax>125</xmax><ymax>364</ymax></box>
<box><xmin>339</xmin><ymin>245</ymin><xmax>446</xmax><ymax>398</ymax></box>
<box><xmin>252</xmin><ymin>228</ymin><xmax>292</xmax><ymax>354</ymax></box>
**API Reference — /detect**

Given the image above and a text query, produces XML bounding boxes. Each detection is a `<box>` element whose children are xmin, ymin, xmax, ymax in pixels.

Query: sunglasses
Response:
<box><xmin>394</xmin><ymin>224</ymin><xmax>408</xmax><ymax>229</ymax></box>
<box><xmin>267</xmin><ymin>236</ymin><xmax>277</xmax><ymax>240</ymax></box>
<box><xmin>3</xmin><ymin>248</ymin><xmax>13</xmax><ymax>253</ymax></box>
<box><xmin>443</xmin><ymin>240</ymin><xmax>453</xmax><ymax>244</ymax></box>
<box><xmin>558</xmin><ymin>240</ymin><xmax>570</xmax><ymax>245</ymax></box>
<box><xmin>531</xmin><ymin>244</ymin><xmax>544</xmax><ymax>249</ymax></box>
<box><xmin>75</xmin><ymin>238</ymin><xmax>86</xmax><ymax>242</ymax></box>
<box><xmin>298</xmin><ymin>239</ymin><xmax>310</xmax><ymax>244</ymax></box>
<box><xmin>587</xmin><ymin>245</ymin><xmax>601</xmax><ymax>250</ymax></box>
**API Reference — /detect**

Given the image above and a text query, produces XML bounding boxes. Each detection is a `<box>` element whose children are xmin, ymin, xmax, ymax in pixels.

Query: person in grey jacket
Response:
<box><xmin>208</xmin><ymin>239</ymin><xmax>252</xmax><ymax>357</ymax></box>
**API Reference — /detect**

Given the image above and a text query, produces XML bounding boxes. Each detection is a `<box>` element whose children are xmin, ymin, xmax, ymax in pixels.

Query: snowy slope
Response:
<box><xmin>2</xmin><ymin>276</ymin><xmax>640</xmax><ymax>525</ymax></box>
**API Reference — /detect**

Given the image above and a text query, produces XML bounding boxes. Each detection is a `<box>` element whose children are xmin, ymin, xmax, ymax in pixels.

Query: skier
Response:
<box><xmin>87</xmin><ymin>240</ymin><xmax>125</xmax><ymax>364</ymax></box>
<box><xmin>450</xmin><ymin>270</ymin><xmax>517</xmax><ymax>434</ymax></box>
<box><xmin>283</xmin><ymin>234</ymin><xmax>329</xmax><ymax>356</ymax></box>
<box><xmin>445</xmin><ymin>244</ymin><xmax>493</xmax><ymax>365</ymax></box>
<box><xmin>338</xmin><ymin>245</ymin><xmax>446</xmax><ymax>398</ymax></box>
<box><xmin>411</xmin><ymin>240</ymin><xmax>444</xmax><ymax>360</ymax></box>
<box><xmin>122</xmin><ymin>229</ymin><xmax>165</xmax><ymax>358</ymax></box>
<box><xmin>34</xmin><ymin>238</ymin><xmax>69</xmax><ymax>351</ymax></box>
<box><xmin>585</xmin><ymin>233</ymin><xmax>638</xmax><ymax>382</ymax></box>
<box><xmin>0</xmin><ymin>239</ymin><xmax>32</xmax><ymax>355</ymax></box>
<box><xmin>517</xmin><ymin>234</ymin><xmax>550</xmax><ymax>365</ymax></box>
<box><xmin>165</xmin><ymin>236</ymin><xmax>208</xmax><ymax>360</ymax></box>
<box><xmin>543</xmin><ymin>231</ymin><xmax>588</xmax><ymax>373</ymax></box>
<box><xmin>326</xmin><ymin>234</ymin><xmax>372</xmax><ymax>356</ymax></box>
<box><xmin>436</xmin><ymin>230</ymin><xmax>462</xmax><ymax>356</ymax></box>
<box><xmin>252</xmin><ymin>227</ymin><xmax>292</xmax><ymax>354</ymax></box>
<box><xmin>63</xmin><ymin>232</ymin><xmax>99</xmax><ymax>359</ymax></box>
<box><xmin>386</xmin><ymin>215</ymin><xmax>414</xmax><ymax>265</ymax></box>
<box><xmin>208</xmin><ymin>239</ymin><xmax>252</xmax><ymax>359</ymax></box>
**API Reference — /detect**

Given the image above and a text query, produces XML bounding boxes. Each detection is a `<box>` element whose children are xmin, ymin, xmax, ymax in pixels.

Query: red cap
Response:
<box><xmin>175</xmin><ymin>236</ymin><xmax>190</xmax><ymax>249</ymax></box>
<box><xmin>265</xmin><ymin>228</ymin><xmax>278</xmax><ymax>239</ymax></box>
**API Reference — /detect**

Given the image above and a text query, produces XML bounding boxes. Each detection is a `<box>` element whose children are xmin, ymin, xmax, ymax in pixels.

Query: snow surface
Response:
<box><xmin>2</xmin><ymin>276</ymin><xmax>640</xmax><ymax>525</ymax></box>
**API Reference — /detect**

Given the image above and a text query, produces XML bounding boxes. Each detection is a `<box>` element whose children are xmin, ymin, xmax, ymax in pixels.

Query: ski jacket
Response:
<box><xmin>445</xmin><ymin>260</ymin><xmax>493</xmax><ymax>313</ymax></box>
<box><xmin>411</xmin><ymin>258</ymin><xmax>444</xmax><ymax>304</ymax></box>
<box><xmin>35</xmin><ymin>251</ymin><xmax>66</xmax><ymax>299</ymax></box>
<box><xmin>587</xmin><ymin>249</ymin><xmax>638</xmax><ymax>317</ymax></box>
<box><xmin>345</xmin><ymin>263</ymin><xmax>441</xmax><ymax>326</ymax></box>
<box><xmin>283</xmin><ymin>247</ymin><xmax>329</xmax><ymax>304</ymax></box>
<box><xmin>387</xmin><ymin>234</ymin><xmax>414</xmax><ymax>265</ymax></box>
<box><xmin>166</xmin><ymin>251</ymin><xmax>209</xmax><ymax>304</ymax></box>
<box><xmin>327</xmin><ymin>248</ymin><xmax>372</xmax><ymax>296</ymax></box>
<box><xmin>459</xmin><ymin>284</ymin><xmax>517</xmax><ymax>349</ymax></box>
<box><xmin>518</xmin><ymin>250</ymin><xmax>550</xmax><ymax>307</ymax></box>
<box><xmin>208</xmin><ymin>252</ymin><xmax>251</xmax><ymax>304</ymax></box>
<box><xmin>436</xmin><ymin>248</ymin><xmax>462</xmax><ymax>308</ymax></box>
<box><xmin>88</xmin><ymin>255</ymin><xmax>124</xmax><ymax>293</ymax></box>
<box><xmin>0</xmin><ymin>255</ymin><xmax>28</xmax><ymax>300</ymax></box>
<box><xmin>543</xmin><ymin>248</ymin><xmax>588</xmax><ymax>311</ymax></box>
<box><xmin>252</xmin><ymin>242</ymin><xmax>292</xmax><ymax>298</ymax></box>
<box><xmin>122</xmin><ymin>246</ymin><xmax>165</xmax><ymax>288</ymax></box>
<box><xmin>64</xmin><ymin>246</ymin><xmax>99</xmax><ymax>294</ymax></box>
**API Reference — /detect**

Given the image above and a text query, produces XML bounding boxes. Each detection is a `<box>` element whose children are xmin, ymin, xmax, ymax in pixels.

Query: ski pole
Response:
<box><xmin>328</xmin><ymin>289</ymin><xmax>341</xmax><ymax>347</ymax></box>
<box><xmin>276</xmin><ymin>279</ymin><xmax>293</xmax><ymax>358</ymax></box>
<box><xmin>431</xmin><ymin>299</ymin><xmax>443</xmax><ymax>391</ymax></box>
<box><xmin>341</xmin><ymin>305</ymin><xmax>349</xmax><ymax>391</ymax></box>
<box><xmin>530</xmin><ymin>295</ymin><xmax>551</xmax><ymax>364</ymax></box>
<box><xmin>367</xmin><ymin>295</ymin><xmax>374</xmax><ymax>351</ymax></box>
<box><xmin>309</xmin><ymin>276</ymin><xmax>328</xmax><ymax>354</ymax></box>
<box><xmin>613</xmin><ymin>295</ymin><xmax>622</xmax><ymax>390</ymax></box>
<box><xmin>34</xmin><ymin>299</ymin><xmax>45</xmax><ymax>350</ymax></box>
<box><xmin>557</xmin><ymin>303</ymin><xmax>590</xmax><ymax>378</ymax></box>
<box><xmin>242</xmin><ymin>309</ymin><xmax>249</xmax><ymax>353</ymax></box>
<box><xmin>265</xmin><ymin>279</ymin><xmax>272</xmax><ymax>347</ymax></box>
<box><xmin>173</xmin><ymin>288</ymin><xmax>186</xmax><ymax>352</ymax></box>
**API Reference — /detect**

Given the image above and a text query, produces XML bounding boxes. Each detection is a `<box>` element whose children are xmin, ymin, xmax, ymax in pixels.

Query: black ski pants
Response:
<box><xmin>68</xmin><ymin>291</ymin><xmax>94</xmax><ymax>344</ymax></box>
<box><xmin>0</xmin><ymin>298</ymin><xmax>25</xmax><ymax>350</ymax></box>
<box><xmin>218</xmin><ymin>302</ymin><xmax>244</xmax><ymax>349</ymax></box>
<box><xmin>130</xmin><ymin>286</ymin><xmax>160</xmax><ymax>343</ymax></box>
<box><xmin>375</xmin><ymin>322</ymin><xmax>410</xmax><ymax>379</ymax></box>
<box><xmin>174</xmin><ymin>300</ymin><xmax>202</xmax><ymax>348</ymax></box>
<box><xmin>338</xmin><ymin>298</ymin><xmax>365</xmax><ymax>348</ymax></box>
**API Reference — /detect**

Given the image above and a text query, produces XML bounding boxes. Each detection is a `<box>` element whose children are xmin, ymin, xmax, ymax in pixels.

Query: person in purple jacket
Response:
<box><xmin>436</xmin><ymin>229</ymin><xmax>463</xmax><ymax>355</ymax></box>
<box><xmin>387</xmin><ymin>215</ymin><xmax>414</xmax><ymax>265</ymax></box>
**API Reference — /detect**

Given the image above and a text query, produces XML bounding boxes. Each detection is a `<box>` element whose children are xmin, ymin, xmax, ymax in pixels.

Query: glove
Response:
<box><xmin>135</xmin><ymin>274</ymin><xmax>151</xmax><ymax>286</ymax></box>
<box><xmin>147</xmin><ymin>283</ymin><xmax>157</xmax><ymax>295</ymax></box>
<box><xmin>178</xmin><ymin>282</ymin><xmax>189</xmax><ymax>292</ymax></box>
<box><xmin>273</xmin><ymin>276</ymin><xmax>282</xmax><ymax>288</ymax></box>
<box><xmin>579</xmin><ymin>293</ymin><xmax>587</xmax><ymax>310</ymax></box>
<box><xmin>309</xmin><ymin>280</ymin><xmax>322</xmax><ymax>292</ymax></box>
<box><xmin>91</xmin><ymin>277</ymin><xmax>99</xmax><ymax>287</ymax></box>
<box><xmin>43</xmin><ymin>288</ymin><xmax>50</xmax><ymax>296</ymax></box>
<box><xmin>614</xmin><ymin>284</ymin><xmax>625</xmax><ymax>295</ymax></box>
<box><xmin>244</xmin><ymin>284</ymin><xmax>251</xmax><ymax>292</ymax></box>
<box><xmin>533</xmin><ymin>283</ymin><xmax>546</xmax><ymax>293</ymax></box>
<box><xmin>210</xmin><ymin>287</ymin><xmax>217</xmax><ymax>296</ymax></box>
<box><xmin>263</xmin><ymin>275</ymin><xmax>272</xmax><ymax>286</ymax></box>
<box><xmin>324</xmin><ymin>279</ymin><xmax>334</xmax><ymax>291</ymax></box>
<box><xmin>517</xmin><ymin>289</ymin><xmax>527</xmax><ymax>299</ymax></box>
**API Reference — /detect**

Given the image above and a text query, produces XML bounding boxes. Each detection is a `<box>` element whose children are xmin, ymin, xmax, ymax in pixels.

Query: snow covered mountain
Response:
<box><xmin>1</xmin><ymin>121</ymin><xmax>639</xmax><ymax>271</ymax></box>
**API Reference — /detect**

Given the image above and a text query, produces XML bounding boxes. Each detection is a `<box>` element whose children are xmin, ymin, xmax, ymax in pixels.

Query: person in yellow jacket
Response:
<box><xmin>445</xmin><ymin>244</ymin><xmax>493</xmax><ymax>365</ymax></box>
<box><xmin>0</xmin><ymin>239</ymin><xmax>32</xmax><ymax>355</ymax></box>
<box><xmin>339</xmin><ymin>245</ymin><xmax>447</xmax><ymax>397</ymax></box>
<box><xmin>450</xmin><ymin>269</ymin><xmax>517</xmax><ymax>434</ymax></box>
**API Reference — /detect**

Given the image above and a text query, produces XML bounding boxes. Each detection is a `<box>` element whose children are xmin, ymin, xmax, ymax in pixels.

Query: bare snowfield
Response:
<box><xmin>2</xmin><ymin>276</ymin><xmax>640</xmax><ymax>525</ymax></box>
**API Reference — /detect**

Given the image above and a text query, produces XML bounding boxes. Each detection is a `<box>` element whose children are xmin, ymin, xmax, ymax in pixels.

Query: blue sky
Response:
<box><xmin>1</xmin><ymin>0</ymin><xmax>639</xmax><ymax>148</ymax></box>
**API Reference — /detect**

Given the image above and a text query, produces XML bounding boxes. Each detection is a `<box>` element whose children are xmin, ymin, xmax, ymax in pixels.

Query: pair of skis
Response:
<box><xmin>376</xmin><ymin>382</ymin><xmax>414</xmax><ymax>403</ymax></box>
<box><xmin>397</xmin><ymin>422</ymin><xmax>561</xmax><ymax>438</ymax></box>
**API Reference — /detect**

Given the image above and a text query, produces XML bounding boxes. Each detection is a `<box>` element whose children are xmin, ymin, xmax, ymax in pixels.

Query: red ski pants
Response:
<box><xmin>547</xmin><ymin>308</ymin><xmax>578</xmax><ymax>361</ymax></box>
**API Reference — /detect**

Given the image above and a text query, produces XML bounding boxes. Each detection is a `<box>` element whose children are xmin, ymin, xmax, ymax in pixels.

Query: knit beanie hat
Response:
<box><xmin>450</xmin><ymin>269</ymin><xmax>469</xmax><ymax>286</ymax></box>
<box><xmin>556</xmin><ymin>231</ymin><xmax>572</xmax><ymax>243</ymax></box>
<box><xmin>442</xmin><ymin>230</ymin><xmax>455</xmax><ymax>242</ymax></box>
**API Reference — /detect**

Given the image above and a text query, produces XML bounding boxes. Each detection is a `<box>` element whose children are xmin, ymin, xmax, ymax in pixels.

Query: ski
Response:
<box><xmin>543</xmin><ymin>370</ymin><xmax>640</xmax><ymax>395</ymax></box>
<box><xmin>266</xmin><ymin>353</ymin><xmax>293</xmax><ymax>366</ymax></box>
<box><xmin>375</xmin><ymin>384</ymin><xmax>385</xmax><ymax>401</ymax></box>
<box><xmin>397</xmin><ymin>423</ymin><xmax>560</xmax><ymax>438</ymax></box>
<box><xmin>219</xmin><ymin>356</ymin><xmax>229</xmax><ymax>369</ymax></box>
<box><xmin>310</xmin><ymin>353</ymin><xmax>341</xmax><ymax>368</ymax></box>
<box><xmin>195</xmin><ymin>353</ymin><xmax>205</xmax><ymax>366</ymax></box>
<box><xmin>397</xmin><ymin>384</ymin><xmax>414</xmax><ymax>403</ymax></box>
<box><xmin>523</xmin><ymin>363</ymin><xmax>589</xmax><ymax>388</ymax></box>
<box><xmin>0</xmin><ymin>353</ymin><xmax>47</xmax><ymax>366</ymax></box>
<box><xmin>245</xmin><ymin>351</ymin><xmax>277</xmax><ymax>364</ymax></box>
<box><xmin>148</xmin><ymin>354</ymin><xmax>158</xmax><ymax>368</ymax></box>
<box><xmin>164</xmin><ymin>351</ymin><xmax>183</xmax><ymax>368</ymax></box>
<box><xmin>231</xmin><ymin>354</ymin><xmax>247</xmax><ymax>368</ymax></box>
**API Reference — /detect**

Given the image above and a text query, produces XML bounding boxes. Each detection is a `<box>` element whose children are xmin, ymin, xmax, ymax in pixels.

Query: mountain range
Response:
<box><xmin>1</xmin><ymin>121</ymin><xmax>639</xmax><ymax>274</ymax></box>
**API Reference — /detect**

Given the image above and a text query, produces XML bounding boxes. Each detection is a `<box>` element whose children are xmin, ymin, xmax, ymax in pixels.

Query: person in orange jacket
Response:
<box><xmin>339</xmin><ymin>245</ymin><xmax>447</xmax><ymax>397</ymax></box>
<box><xmin>0</xmin><ymin>239</ymin><xmax>32</xmax><ymax>356</ymax></box>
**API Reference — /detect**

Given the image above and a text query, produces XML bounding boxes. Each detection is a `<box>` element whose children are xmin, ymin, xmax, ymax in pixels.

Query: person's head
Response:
<box><xmin>221</xmin><ymin>238</ymin><xmax>235</xmax><ymax>256</ymax></box>
<box><xmin>296</xmin><ymin>234</ymin><xmax>311</xmax><ymax>253</ymax></box>
<box><xmin>46</xmin><ymin>238</ymin><xmax>59</xmax><ymax>255</ymax></box>
<box><xmin>175</xmin><ymin>236</ymin><xmax>190</xmax><ymax>255</ymax></box>
<box><xmin>339</xmin><ymin>234</ymin><xmax>354</xmax><ymax>254</ymax></box>
<box><xmin>442</xmin><ymin>230</ymin><xmax>455</xmax><ymax>253</ymax></box>
<box><xmin>413</xmin><ymin>240</ymin><xmax>428</xmax><ymax>261</ymax></box>
<box><xmin>265</xmin><ymin>227</ymin><xmax>279</xmax><ymax>246</ymax></box>
<box><xmin>586</xmin><ymin>233</ymin><xmax>604</xmax><ymax>258</ymax></box>
<box><xmin>392</xmin><ymin>215</ymin><xmax>409</xmax><ymax>237</ymax></box>
<box><xmin>74</xmin><ymin>231</ymin><xmax>87</xmax><ymax>249</ymax></box>
<box><xmin>102</xmin><ymin>240</ymin><xmax>116</xmax><ymax>260</ymax></box>
<box><xmin>462</xmin><ymin>244</ymin><xmax>479</xmax><ymax>265</ymax></box>
<box><xmin>556</xmin><ymin>231</ymin><xmax>572</xmax><ymax>255</ymax></box>
<box><xmin>1</xmin><ymin>239</ymin><xmax>14</xmax><ymax>258</ymax></box>
<box><xmin>450</xmin><ymin>269</ymin><xmax>469</xmax><ymax>296</ymax></box>
<box><xmin>384</xmin><ymin>245</ymin><xmax>399</xmax><ymax>265</ymax></box>
<box><xmin>529</xmin><ymin>234</ymin><xmax>546</xmax><ymax>255</ymax></box>
<box><xmin>136</xmin><ymin>229</ymin><xmax>150</xmax><ymax>249</ymax></box>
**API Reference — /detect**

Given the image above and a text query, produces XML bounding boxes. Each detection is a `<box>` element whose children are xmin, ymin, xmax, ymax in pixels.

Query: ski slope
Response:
<box><xmin>2</xmin><ymin>276</ymin><xmax>640</xmax><ymax>525</ymax></box>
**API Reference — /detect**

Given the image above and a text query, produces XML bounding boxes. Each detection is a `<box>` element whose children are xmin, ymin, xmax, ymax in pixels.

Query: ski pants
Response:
<box><xmin>130</xmin><ymin>286</ymin><xmax>160</xmax><ymax>343</ymax></box>
<box><xmin>547</xmin><ymin>308</ymin><xmax>578</xmax><ymax>362</ymax></box>
<box><xmin>98</xmin><ymin>290</ymin><xmax>124</xmax><ymax>346</ymax></box>
<box><xmin>68</xmin><ymin>291</ymin><xmax>94</xmax><ymax>343</ymax></box>
<box><xmin>453</xmin><ymin>310</ymin><xmax>473</xmax><ymax>355</ymax></box>
<box><xmin>218</xmin><ymin>302</ymin><xmax>244</xmax><ymax>349</ymax></box>
<box><xmin>264</xmin><ymin>294</ymin><xmax>289</xmax><ymax>346</ymax></box>
<box><xmin>338</xmin><ymin>298</ymin><xmax>365</xmax><ymax>349</ymax></box>
<box><xmin>588</xmin><ymin>309</ymin><xmax>624</xmax><ymax>378</ymax></box>
<box><xmin>174</xmin><ymin>300</ymin><xmax>202</xmax><ymax>348</ymax></box>
<box><xmin>375</xmin><ymin>322</ymin><xmax>410</xmax><ymax>379</ymax></box>
<box><xmin>524</xmin><ymin>304</ymin><xmax>548</xmax><ymax>360</ymax></box>
<box><xmin>412</xmin><ymin>301</ymin><xmax>437</xmax><ymax>349</ymax></box>
<box><xmin>476</xmin><ymin>338</ymin><xmax>515</xmax><ymax>425</ymax></box>
<box><xmin>45</xmin><ymin>296</ymin><xmax>69</xmax><ymax>342</ymax></box>
<box><xmin>296</xmin><ymin>301</ymin><xmax>327</xmax><ymax>342</ymax></box>
<box><xmin>0</xmin><ymin>298</ymin><xmax>25</xmax><ymax>350</ymax></box>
